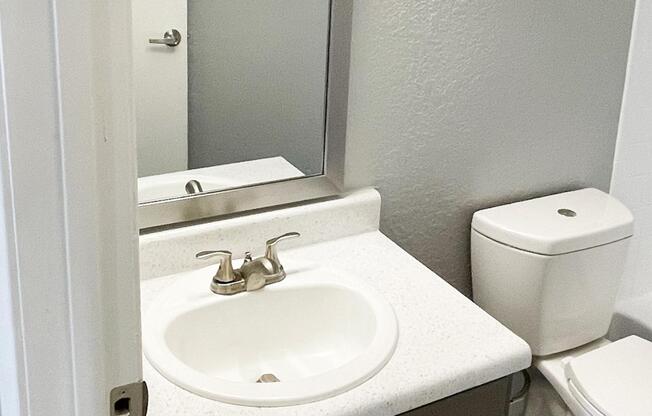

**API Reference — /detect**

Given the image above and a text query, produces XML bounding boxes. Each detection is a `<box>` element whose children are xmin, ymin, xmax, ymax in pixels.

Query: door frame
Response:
<box><xmin>0</xmin><ymin>0</ymin><xmax>142</xmax><ymax>415</ymax></box>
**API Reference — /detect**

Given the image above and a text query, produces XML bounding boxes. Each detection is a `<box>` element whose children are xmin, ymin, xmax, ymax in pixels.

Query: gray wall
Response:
<box><xmin>345</xmin><ymin>1</ymin><xmax>635</xmax><ymax>296</ymax></box>
<box><xmin>187</xmin><ymin>0</ymin><xmax>330</xmax><ymax>175</ymax></box>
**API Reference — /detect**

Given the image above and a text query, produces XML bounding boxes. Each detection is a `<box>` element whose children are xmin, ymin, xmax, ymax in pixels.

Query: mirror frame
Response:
<box><xmin>138</xmin><ymin>0</ymin><xmax>353</xmax><ymax>230</ymax></box>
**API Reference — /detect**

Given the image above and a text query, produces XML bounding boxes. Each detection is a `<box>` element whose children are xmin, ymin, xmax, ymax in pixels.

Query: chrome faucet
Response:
<box><xmin>185</xmin><ymin>179</ymin><xmax>203</xmax><ymax>195</ymax></box>
<box><xmin>195</xmin><ymin>232</ymin><xmax>300</xmax><ymax>295</ymax></box>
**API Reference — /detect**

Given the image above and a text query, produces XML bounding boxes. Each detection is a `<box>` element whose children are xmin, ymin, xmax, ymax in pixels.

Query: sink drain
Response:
<box><xmin>256</xmin><ymin>373</ymin><xmax>280</xmax><ymax>383</ymax></box>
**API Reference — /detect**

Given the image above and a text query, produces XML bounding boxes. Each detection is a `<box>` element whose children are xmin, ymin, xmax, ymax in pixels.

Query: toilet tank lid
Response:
<box><xmin>471</xmin><ymin>188</ymin><xmax>633</xmax><ymax>255</ymax></box>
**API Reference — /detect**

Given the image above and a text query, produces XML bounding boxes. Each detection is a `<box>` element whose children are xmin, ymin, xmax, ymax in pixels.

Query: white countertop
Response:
<box><xmin>141</xmin><ymin>230</ymin><xmax>531</xmax><ymax>416</ymax></box>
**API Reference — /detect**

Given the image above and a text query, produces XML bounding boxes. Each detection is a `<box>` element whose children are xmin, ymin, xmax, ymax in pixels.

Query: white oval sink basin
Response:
<box><xmin>143</xmin><ymin>266</ymin><xmax>398</xmax><ymax>407</ymax></box>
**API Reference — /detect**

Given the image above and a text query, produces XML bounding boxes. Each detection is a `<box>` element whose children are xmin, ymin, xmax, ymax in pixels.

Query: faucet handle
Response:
<box><xmin>195</xmin><ymin>250</ymin><xmax>238</xmax><ymax>283</ymax></box>
<box><xmin>265</xmin><ymin>232</ymin><xmax>300</xmax><ymax>271</ymax></box>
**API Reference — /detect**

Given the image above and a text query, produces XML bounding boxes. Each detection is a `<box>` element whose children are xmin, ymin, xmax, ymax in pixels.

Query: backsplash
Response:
<box><xmin>139</xmin><ymin>189</ymin><xmax>380</xmax><ymax>279</ymax></box>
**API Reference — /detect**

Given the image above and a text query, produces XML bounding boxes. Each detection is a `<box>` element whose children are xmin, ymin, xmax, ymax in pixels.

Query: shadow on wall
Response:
<box><xmin>379</xmin><ymin>183</ymin><xmax>590</xmax><ymax>298</ymax></box>
<box><xmin>610</xmin><ymin>310</ymin><xmax>652</xmax><ymax>342</ymax></box>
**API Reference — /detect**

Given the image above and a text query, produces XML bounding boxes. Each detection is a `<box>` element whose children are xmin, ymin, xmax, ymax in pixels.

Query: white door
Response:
<box><xmin>1</xmin><ymin>0</ymin><xmax>144</xmax><ymax>415</ymax></box>
<box><xmin>132</xmin><ymin>0</ymin><xmax>188</xmax><ymax>177</ymax></box>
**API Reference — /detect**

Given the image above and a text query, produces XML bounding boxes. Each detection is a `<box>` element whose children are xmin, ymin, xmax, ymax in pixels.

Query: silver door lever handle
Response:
<box><xmin>149</xmin><ymin>29</ymin><xmax>181</xmax><ymax>47</ymax></box>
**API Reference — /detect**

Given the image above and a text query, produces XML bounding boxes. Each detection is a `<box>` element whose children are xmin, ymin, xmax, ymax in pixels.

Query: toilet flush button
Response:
<box><xmin>558</xmin><ymin>208</ymin><xmax>577</xmax><ymax>217</ymax></box>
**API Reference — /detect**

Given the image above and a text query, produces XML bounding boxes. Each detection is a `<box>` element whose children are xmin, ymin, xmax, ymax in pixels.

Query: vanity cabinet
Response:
<box><xmin>400</xmin><ymin>376</ymin><xmax>512</xmax><ymax>416</ymax></box>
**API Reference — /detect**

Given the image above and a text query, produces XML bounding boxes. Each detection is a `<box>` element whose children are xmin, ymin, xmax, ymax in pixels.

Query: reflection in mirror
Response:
<box><xmin>133</xmin><ymin>0</ymin><xmax>331</xmax><ymax>203</ymax></box>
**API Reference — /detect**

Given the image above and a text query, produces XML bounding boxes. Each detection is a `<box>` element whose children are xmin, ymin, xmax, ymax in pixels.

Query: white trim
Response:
<box><xmin>0</xmin><ymin>0</ymin><xmax>142</xmax><ymax>414</ymax></box>
<box><xmin>610</xmin><ymin>0</ymin><xmax>639</xmax><ymax>190</ymax></box>
<box><xmin>0</xmin><ymin>57</ymin><xmax>28</xmax><ymax>416</ymax></box>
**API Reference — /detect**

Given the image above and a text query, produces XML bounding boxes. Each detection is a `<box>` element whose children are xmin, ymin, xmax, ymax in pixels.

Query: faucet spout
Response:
<box><xmin>185</xmin><ymin>179</ymin><xmax>203</xmax><ymax>195</ymax></box>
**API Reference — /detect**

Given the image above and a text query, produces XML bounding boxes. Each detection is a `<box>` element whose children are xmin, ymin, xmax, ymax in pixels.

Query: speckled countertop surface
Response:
<box><xmin>141</xmin><ymin>230</ymin><xmax>531</xmax><ymax>416</ymax></box>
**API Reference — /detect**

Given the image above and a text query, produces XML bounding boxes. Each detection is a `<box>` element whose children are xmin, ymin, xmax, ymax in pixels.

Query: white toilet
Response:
<box><xmin>471</xmin><ymin>188</ymin><xmax>652</xmax><ymax>416</ymax></box>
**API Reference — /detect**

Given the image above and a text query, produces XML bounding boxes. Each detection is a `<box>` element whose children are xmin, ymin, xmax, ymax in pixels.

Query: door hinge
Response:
<box><xmin>110</xmin><ymin>380</ymin><xmax>148</xmax><ymax>416</ymax></box>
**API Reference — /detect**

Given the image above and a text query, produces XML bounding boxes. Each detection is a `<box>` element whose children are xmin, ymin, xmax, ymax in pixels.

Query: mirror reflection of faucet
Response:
<box><xmin>195</xmin><ymin>232</ymin><xmax>300</xmax><ymax>295</ymax></box>
<box><xmin>185</xmin><ymin>179</ymin><xmax>203</xmax><ymax>195</ymax></box>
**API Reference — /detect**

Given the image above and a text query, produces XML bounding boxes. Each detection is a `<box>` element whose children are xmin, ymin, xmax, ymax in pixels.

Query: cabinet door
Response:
<box><xmin>400</xmin><ymin>376</ymin><xmax>511</xmax><ymax>416</ymax></box>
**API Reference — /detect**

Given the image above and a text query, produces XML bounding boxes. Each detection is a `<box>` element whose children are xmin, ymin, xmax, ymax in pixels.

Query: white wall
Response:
<box><xmin>0</xmin><ymin>136</ymin><xmax>23</xmax><ymax>416</ymax></box>
<box><xmin>611</xmin><ymin>0</ymin><xmax>652</xmax><ymax>301</ymax></box>
<box><xmin>133</xmin><ymin>0</ymin><xmax>188</xmax><ymax>176</ymax></box>
<box><xmin>345</xmin><ymin>1</ymin><xmax>635</xmax><ymax>296</ymax></box>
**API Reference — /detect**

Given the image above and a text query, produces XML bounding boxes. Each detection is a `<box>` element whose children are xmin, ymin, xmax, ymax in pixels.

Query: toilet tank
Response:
<box><xmin>471</xmin><ymin>188</ymin><xmax>634</xmax><ymax>356</ymax></box>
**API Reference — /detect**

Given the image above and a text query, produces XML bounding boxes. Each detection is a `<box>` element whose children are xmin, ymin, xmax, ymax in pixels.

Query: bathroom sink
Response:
<box><xmin>143</xmin><ymin>265</ymin><xmax>398</xmax><ymax>406</ymax></box>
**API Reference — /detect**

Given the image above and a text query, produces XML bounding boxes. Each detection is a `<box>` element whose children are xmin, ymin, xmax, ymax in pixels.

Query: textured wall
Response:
<box><xmin>187</xmin><ymin>0</ymin><xmax>329</xmax><ymax>175</ymax></box>
<box><xmin>345</xmin><ymin>1</ymin><xmax>635</xmax><ymax>295</ymax></box>
<box><xmin>611</xmin><ymin>0</ymin><xmax>652</xmax><ymax>302</ymax></box>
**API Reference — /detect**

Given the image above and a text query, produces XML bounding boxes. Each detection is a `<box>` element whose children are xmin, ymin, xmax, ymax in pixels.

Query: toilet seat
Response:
<box><xmin>563</xmin><ymin>336</ymin><xmax>652</xmax><ymax>416</ymax></box>
<box><xmin>567</xmin><ymin>379</ymin><xmax>608</xmax><ymax>416</ymax></box>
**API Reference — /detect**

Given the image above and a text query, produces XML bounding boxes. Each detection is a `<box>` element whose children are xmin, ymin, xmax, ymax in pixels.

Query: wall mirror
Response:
<box><xmin>134</xmin><ymin>0</ymin><xmax>351</xmax><ymax>229</ymax></box>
